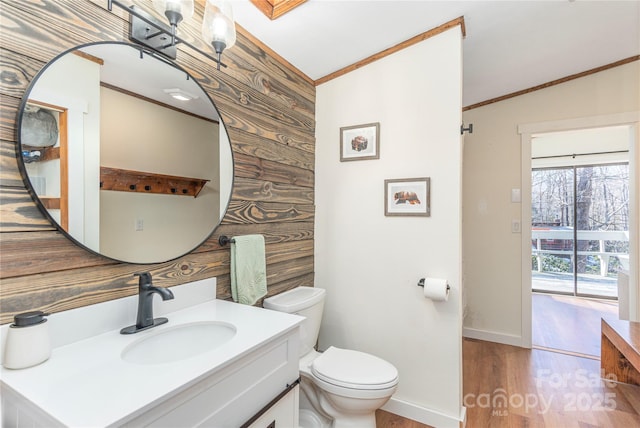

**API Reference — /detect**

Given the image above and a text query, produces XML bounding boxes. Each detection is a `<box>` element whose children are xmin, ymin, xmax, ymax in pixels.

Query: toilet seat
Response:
<box><xmin>311</xmin><ymin>346</ymin><xmax>398</xmax><ymax>390</ymax></box>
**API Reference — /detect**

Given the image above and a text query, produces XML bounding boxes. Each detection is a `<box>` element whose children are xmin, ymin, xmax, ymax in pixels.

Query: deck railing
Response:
<box><xmin>532</xmin><ymin>229</ymin><xmax>629</xmax><ymax>276</ymax></box>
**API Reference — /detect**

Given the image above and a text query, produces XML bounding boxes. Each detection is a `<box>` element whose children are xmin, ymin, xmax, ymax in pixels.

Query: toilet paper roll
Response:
<box><xmin>422</xmin><ymin>277</ymin><xmax>449</xmax><ymax>301</ymax></box>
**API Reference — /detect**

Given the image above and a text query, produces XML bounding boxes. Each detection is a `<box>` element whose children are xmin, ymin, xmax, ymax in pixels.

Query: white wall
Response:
<box><xmin>462</xmin><ymin>61</ymin><xmax>640</xmax><ymax>344</ymax></box>
<box><xmin>100</xmin><ymin>87</ymin><xmax>220</xmax><ymax>263</ymax></box>
<box><xmin>315</xmin><ymin>28</ymin><xmax>464</xmax><ymax>426</ymax></box>
<box><xmin>27</xmin><ymin>52</ymin><xmax>100</xmax><ymax>247</ymax></box>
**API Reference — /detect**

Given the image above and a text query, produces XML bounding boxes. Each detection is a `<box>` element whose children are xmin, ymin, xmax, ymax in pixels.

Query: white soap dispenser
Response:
<box><xmin>3</xmin><ymin>311</ymin><xmax>51</xmax><ymax>369</ymax></box>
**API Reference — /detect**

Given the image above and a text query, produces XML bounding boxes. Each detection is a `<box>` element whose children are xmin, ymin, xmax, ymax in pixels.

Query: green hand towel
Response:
<box><xmin>230</xmin><ymin>234</ymin><xmax>267</xmax><ymax>305</ymax></box>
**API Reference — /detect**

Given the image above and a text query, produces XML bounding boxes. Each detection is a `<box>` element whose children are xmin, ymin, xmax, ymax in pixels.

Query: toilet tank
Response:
<box><xmin>263</xmin><ymin>287</ymin><xmax>325</xmax><ymax>357</ymax></box>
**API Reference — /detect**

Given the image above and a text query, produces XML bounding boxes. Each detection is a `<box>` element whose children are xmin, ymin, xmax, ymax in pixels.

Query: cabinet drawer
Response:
<box><xmin>122</xmin><ymin>328</ymin><xmax>299</xmax><ymax>427</ymax></box>
<box><xmin>247</xmin><ymin>385</ymin><xmax>299</xmax><ymax>428</ymax></box>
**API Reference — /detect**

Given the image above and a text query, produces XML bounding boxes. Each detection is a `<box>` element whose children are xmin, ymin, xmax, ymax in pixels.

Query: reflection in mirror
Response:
<box><xmin>18</xmin><ymin>42</ymin><xmax>234</xmax><ymax>264</ymax></box>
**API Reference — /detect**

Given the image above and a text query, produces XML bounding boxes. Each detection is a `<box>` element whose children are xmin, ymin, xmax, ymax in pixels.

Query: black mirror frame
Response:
<box><xmin>16</xmin><ymin>41</ymin><xmax>235</xmax><ymax>264</ymax></box>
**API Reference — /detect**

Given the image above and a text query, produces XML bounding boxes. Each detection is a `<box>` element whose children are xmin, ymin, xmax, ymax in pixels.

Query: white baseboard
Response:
<box><xmin>462</xmin><ymin>327</ymin><xmax>525</xmax><ymax>348</ymax></box>
<box><xmin>381</xmin><ymin>397</ymin><xmax>465</xmax><ymax>428</ymax></box>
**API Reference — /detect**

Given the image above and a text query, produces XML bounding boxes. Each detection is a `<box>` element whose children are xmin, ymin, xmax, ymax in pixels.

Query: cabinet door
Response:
<box><xmin>248</xmin><ymin>385</ymin><xmax>299</xmax><ymax>428</ymax></box>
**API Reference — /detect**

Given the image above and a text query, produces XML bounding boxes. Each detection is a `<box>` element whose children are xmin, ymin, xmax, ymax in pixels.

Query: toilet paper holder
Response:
<box><xmin>418</xmin><ymin>278</ymin><xmax>450</xmax><ymax>291</ymax></box>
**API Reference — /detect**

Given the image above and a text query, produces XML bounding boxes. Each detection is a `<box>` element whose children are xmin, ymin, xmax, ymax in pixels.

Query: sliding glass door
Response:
<box><xmin>531</xmin><ymin>163</ymin><xmax>629</xmax><ymax>298</ymax></box>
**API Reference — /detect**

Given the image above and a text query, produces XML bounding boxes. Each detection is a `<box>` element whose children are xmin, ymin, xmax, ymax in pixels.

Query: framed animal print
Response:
<box><xmin>384</xmin><ymin>177</ymin><xmax>430</xmax><ymax>217</ymax></box>
<box><xmin>340</xmin><ymin>122</ymin><xmax>380</xmax><ymax>161</ymax></box>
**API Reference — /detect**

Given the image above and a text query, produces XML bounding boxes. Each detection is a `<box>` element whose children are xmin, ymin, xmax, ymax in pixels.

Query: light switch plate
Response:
<box><xmin>511</xmin><ymin>188</ymin><xmax>521</xmax><ymax>203</ymax></box>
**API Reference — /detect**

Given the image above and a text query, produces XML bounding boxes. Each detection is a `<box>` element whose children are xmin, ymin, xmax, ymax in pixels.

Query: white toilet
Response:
<box><xmin>263</xmin><ymin>287</ymin><xmax>398</xmax><ymax>428</ymax></box>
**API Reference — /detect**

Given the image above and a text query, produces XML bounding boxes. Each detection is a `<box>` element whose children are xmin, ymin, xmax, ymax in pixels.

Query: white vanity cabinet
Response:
<box><xmin>1</xmin><ymin>297</ymin><xmax>303</xmax><ymax>428</ymax></box>
<box><xmin>122</xmin><ymin>330</ymin><xmax>300</xmax><ymax>427</ymax></box>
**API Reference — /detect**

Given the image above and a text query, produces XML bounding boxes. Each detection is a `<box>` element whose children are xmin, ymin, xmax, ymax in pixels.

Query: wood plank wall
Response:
<box><xmin>0</xmin><ymin>0</ymin><xmax>315</xmax><ymax>325</ymax></box>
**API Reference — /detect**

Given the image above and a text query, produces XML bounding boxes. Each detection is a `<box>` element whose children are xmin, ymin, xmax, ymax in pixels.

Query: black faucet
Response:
<box><xmin>120</xmin><ymin>272</ymin><xmax>174</xmax><ymax>334</ymax></box>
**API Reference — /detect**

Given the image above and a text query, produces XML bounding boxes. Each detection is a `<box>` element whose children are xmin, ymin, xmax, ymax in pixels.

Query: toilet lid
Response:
<box><xmin>311</xmin><ymin>347</ymin><xmax>398</xmax><ymax>390</ymax></box>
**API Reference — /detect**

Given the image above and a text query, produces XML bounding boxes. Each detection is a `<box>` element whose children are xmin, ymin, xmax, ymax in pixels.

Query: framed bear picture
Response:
<box><xmin>384</xmin><ymin>177</ymin><xmax>430</xmax><ymax>217</ymax></box>
<box><xmin>340</xmin><ymin>122</ymin><xmax>380</xmax><ymax>161</ymax></box>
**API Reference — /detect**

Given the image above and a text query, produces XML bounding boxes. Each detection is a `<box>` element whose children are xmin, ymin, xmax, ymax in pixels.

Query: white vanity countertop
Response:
<box><xmin>0</xmin><ymin>299</ymin><xmax>303</xmax><ymax>427</ymax></box>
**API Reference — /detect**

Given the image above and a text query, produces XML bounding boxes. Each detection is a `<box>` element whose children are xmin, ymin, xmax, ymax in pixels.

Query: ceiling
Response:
<box><xmin>81</xmin><ymin>44</ymin><xmax>220</xmax><ymax>120</ymax></box>
<box><xmin>230</xmin><ymin>0</ymin><xmax>640</xmax><ymax>107</ymax></box>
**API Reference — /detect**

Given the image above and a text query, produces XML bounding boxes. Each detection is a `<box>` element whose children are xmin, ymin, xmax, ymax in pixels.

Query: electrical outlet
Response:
<box><xmin>135</xmin><ymin>219</ymin><xmax>144</xmax><ymax>231</ymax></box>
<box><xmin>511</xmin><ymin>219</ymin><xmax>521</xmax><ymax>233</ymax></box>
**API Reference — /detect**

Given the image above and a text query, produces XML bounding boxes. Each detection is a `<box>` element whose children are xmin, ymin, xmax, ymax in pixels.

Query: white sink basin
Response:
<box><xmin>121</xmin><ymin>321</ymin><xmax>237</xmax><ymax>364</ymax></box>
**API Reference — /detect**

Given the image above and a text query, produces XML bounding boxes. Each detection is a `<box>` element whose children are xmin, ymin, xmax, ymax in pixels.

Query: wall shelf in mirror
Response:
<box><xmin>21</xmin><ymin>145</ymin><xmax>60</xmax><ymax>162</ymax></box>
<box><xmin>100</xmin><ymin>167</ymin><xmax>210</xmax><ymax>197</ymax></box>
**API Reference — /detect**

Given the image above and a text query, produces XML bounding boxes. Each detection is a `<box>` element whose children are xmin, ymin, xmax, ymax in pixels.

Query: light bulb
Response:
<box><xmin>152</xmin><ymin>0</ymin><xmax>194</xmax><ymax>26</ymax></box>
<box><xmin>202</xmin><ymin>0</ymin><xmax>236</xmax><ymax>54</ymax></box>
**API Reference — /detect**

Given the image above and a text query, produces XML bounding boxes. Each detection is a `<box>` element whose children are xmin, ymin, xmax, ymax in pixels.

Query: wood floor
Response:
<box><xmin>376</xmin><ymin>409</ymin><xmax>431</xmax><ymax>428</ymax></box>
<box><xmin>463</xmin><ymin>339</ymin><xmax>640</xmax><ymax>427</ymax></box>
<box><xmin>532</xmin><ymin>293</ymin><xmax>618</xmax><ymax>357</ymax></box>
<box><xmin>377</xmin><ymin>341</ymin><xmax>640</xmax><ymax>427</ymax></box>
<box><xmin>376</xmin><ymin>294</ymin><xmax>639</xmax><ymax>427</ymax></box>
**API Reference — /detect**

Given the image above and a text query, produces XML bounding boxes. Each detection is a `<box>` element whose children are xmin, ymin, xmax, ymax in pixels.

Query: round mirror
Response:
<box><xmin>17</xmin><ymin>42</ymin><xmax>234</xmax><ymax>264</ymax></box>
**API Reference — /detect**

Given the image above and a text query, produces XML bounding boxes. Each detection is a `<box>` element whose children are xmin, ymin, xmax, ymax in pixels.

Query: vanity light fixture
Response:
<box><xmin>202</xmin><ymin>0</ymin><xmax>237</xmax><ymax>70</ymax></box>
<box><xmin>163</xmin><ymin>88</ymin><xmax>199</xmax><ymax>101</ymax></box>
<box><xmin>107</xmin><ymin>0</ymin><xmax>236</xmax><ymax>70</ymax></box>
<box><xmin>152</xmin><ymin>0</ymin><xmax>194</xmax><ymax>46</ymax></box>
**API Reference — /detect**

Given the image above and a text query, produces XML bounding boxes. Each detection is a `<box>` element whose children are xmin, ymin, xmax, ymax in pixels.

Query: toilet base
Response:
<box><xmin>299</xmin><ymin>374</ymin><xmax>383</xmax><ymax>428</ymax></box>
<box><xmin>299</xmin><ymin>402</ymin><xmax>377</xmax><ymax>428</ymax></box>
<box><xmin>299</xmin><ymin>409</ymin><xmax>330</xmax><ymax>428</ymax></box>
<box><xmin>331</xmin><ymin>414</ymin><xmax>376</xmax><ymax>428</ymax></box>
<box><xmin>300</xmin><ymin>384</ymin><xmax>332</xmax><ymax>428</ymax></box>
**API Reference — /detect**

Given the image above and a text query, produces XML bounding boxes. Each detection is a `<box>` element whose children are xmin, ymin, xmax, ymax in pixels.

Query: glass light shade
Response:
<box><xmin>152</xmin><ymin>0</ymin><xmax>195</xmax><ymax>25</ymax></box>
<box><xmin>202</xmin><ymin>0</ymin><xmax>237</xmax><ymax>53</ymax></box>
